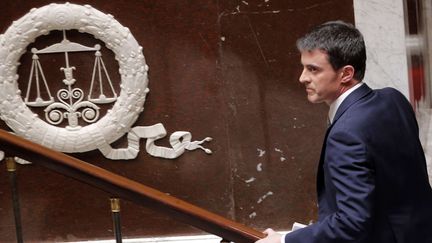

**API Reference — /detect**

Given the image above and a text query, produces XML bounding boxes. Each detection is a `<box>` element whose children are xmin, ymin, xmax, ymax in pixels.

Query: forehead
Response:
<box><xmin>300</xmin><ymin>49</ymin><xmax>330</xmax><ymax>66</ymax></box>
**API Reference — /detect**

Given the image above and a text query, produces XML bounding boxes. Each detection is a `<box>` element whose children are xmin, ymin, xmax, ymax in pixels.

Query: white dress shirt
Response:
<box><xmin>328</xmin><ymin>82</ymin><xmax>364</xmax><ymax>124</ymax></box>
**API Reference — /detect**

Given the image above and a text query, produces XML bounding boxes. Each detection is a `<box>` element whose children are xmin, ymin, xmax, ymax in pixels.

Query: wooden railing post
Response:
<box><xmin>6</xmin><ymin>157</ymin><xmax>24</xmax><ymax>243</ymax></box>
<box><xmin>110</xmin><ymin>198</ymin><xmax>122</xmax><ymax>243</ymax></box>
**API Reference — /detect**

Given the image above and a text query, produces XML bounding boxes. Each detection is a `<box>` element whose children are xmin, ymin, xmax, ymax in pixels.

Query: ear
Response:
<box><xmin>340</xmin><ymin>65</ymin><xmax>355</xmax><ymax>84</ymax></box>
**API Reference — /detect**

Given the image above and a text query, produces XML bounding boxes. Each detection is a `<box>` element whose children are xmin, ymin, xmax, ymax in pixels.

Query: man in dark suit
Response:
<box><xmin>257</xmin><ymin>21</ymin><xmax>432</xmax><ymax>243</ymax></box>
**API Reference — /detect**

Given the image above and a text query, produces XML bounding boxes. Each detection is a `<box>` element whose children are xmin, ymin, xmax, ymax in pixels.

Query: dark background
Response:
<box><xmin>0</xmin><ymin>0</ymin><xmax>353</xmax><ymax>241</ymax></box>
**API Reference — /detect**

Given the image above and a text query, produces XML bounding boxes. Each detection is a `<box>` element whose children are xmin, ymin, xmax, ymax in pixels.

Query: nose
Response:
<box><xmin>299</xmin><ymin>68</ymin><xmax>308</xmax><ymax>84</ymax></box>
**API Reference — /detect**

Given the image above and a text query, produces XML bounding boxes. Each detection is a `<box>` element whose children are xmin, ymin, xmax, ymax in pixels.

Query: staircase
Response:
<box><xmin>0</xmin><ymin>129</ymin><xmax>266</xmax><ymax>243</ymax></box>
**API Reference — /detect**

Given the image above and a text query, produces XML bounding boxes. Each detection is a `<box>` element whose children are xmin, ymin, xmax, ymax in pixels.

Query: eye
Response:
<box><xmin>307</xmin><ymin>65</ymin><xmax>318</xmax><ymax>73</ymax></box>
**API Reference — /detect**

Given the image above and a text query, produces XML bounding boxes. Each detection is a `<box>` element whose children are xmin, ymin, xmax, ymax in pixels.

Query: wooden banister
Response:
<box><xmin>0</xmin><ymin>129</ymin><xmax>265</xmax><ymax>243</ymax></box>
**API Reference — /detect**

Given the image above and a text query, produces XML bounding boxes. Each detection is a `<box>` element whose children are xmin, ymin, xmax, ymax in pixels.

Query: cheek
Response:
<box><xmin>312</xmin><ymin>80</ymin><xmax>322</xmax><ymax>92</ymax></box>
<box><xmin>315</xmin><ymin>76</ymin><xmax>332</xmax><ymax>91</ymax></box>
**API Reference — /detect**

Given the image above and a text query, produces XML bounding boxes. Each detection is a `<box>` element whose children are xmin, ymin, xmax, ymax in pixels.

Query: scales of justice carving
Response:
<box><xmin>25</xmin><ymin>30</ymin><xmax>117</xmax><ymax>129</ymax></box>
<box><xmin>0</xmin><ymin>2</ymin><xmax>212</xmax><ymax>162</ymax></box>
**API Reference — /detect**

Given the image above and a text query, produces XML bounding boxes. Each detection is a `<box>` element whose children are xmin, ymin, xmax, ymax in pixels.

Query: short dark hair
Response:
<box><xmin>297</xmin><ymin>21</ymin><xmax>366</xmax><ymax>81</ymax></box>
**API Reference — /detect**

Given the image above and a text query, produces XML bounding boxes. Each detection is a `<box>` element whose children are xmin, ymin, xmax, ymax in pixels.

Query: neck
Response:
<box><xmin>341</xmin><ymin>80</ymin><xmax>360</xmax><ymax>92</ymax></box>
<box><xmin>337</xmin><ymin>80</ymin><xmax>360</xmax><ymax>98</ymax></box>
<box><xmin>326</xmin><ymin>80</ymin><xmax>361</xmax><ymax>106</ymax></box>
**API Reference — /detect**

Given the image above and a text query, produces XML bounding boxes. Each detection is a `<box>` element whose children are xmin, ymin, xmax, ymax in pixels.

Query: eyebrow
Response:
<box><xmin>304</xmin><ymin>64</ymin><xmax>321</xmax><ymax>70</ymax></box>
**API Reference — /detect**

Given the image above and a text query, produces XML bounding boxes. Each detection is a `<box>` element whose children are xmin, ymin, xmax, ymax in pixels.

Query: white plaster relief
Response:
<box><xmin>0</xmin><ymin>3</ymin><xmax>211</xmax><ymax>160</ymax></box>
<box><xmin>245</xmin><ymin>177</ymin><xmax>256</xmax><ymax>184</ymax></box>
<box><xmin>257</xmin><ymin>191</ymin><xmax>273</xmax><ymax>204</ymax></box>
<box><xmin>256</xmin><ymin>162</ymin><xmax>263</xmax><ymax>172</ymax></box>
<box><xmin>249</xmin><ymin>212</ymin><xmax>257</xmax><ymax>219</ymax></box>
<box><xmin>275</xmin><ymin>147</ymin><xmax>287</xmax><ymax>162</ymax></box>
<box><xmin>257</xmin><ymin>148</ymin><xmax>266</xmax><ymax>157</ymax></box>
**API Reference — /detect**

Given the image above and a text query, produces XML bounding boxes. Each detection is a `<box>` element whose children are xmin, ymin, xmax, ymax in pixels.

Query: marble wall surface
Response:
<box><xmin>354</xmin><ymin>0</ymin><xmax>410</xmax><ymax>96</ymax></box>
<box><xmin>354</xmin><ymin>0</ymin><xmax>432</xmax><ymax>185</ymax></box>
<box><xmin>423</xmin><ymin>0</ymin><xmax>432</xmax><ymax>185</ymax></box>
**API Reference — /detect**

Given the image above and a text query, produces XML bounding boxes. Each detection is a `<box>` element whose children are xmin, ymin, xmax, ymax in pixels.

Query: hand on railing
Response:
<box><xmin>255</xmin><ymin>229</ymin><xmax>282</xmax><ymax>243</ymax></box>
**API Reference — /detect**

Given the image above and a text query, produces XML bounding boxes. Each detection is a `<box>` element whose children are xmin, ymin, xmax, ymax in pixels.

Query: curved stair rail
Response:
<box><xmin>0</xmin><ymin>129</ymin><xmax>265</xmax><ymax>243</ymax></box>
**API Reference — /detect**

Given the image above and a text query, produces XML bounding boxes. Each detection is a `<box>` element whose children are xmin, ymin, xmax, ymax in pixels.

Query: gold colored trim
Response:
<box><xmin>110</xmin><ymin>198</ymin><xmax>121</xmax><ymax>212</ymax></box>
<box><xmin>5</xmin><ymin>157</ymin><xmax>16</xmax><ymax>172</ymax></box>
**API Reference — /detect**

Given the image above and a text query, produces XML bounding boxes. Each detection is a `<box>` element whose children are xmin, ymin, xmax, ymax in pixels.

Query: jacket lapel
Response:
<box><xmin>316</xmin><ymin>83</ymin><xmax>373</xmax><ymax>199</ymax></box>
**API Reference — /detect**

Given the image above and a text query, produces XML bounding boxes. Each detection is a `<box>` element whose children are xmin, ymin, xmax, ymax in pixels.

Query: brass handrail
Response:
<box><xmin>0</xmin><ymin>129</ymin><xmax>265</xmax><ymax>243</ymax></box>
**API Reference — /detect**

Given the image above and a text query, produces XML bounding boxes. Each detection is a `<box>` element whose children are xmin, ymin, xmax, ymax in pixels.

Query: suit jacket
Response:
<box><xmin>284</xmin><ymin>84</ymin><xmax>432</xmax><ymax>243</ymax></box>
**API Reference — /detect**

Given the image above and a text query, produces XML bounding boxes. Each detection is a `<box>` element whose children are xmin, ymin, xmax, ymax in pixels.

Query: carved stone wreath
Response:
<box><xmin>0</xmin><ymin>3</ymin><xmax>211</xmax><ymax>160</ymax></box>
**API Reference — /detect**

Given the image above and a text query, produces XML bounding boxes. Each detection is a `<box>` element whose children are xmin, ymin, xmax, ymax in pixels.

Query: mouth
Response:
<box><xmin>305</xmin><ymin>87</ymin><xmax>314</xmax><ymax>94</ymax></box>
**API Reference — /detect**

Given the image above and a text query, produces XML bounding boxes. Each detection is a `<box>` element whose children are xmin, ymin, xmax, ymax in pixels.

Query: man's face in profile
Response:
<box><xmin>299</xmin><ymin>49</ymin><xmax>344</xmax><ymax>105</ymax></box>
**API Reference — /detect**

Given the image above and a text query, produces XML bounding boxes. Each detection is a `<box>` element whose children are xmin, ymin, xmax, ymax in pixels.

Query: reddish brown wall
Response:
<box><xmin>0</xmin><ymin>0</ymin><xmax>353</xmax><ymax>241</ymax></box>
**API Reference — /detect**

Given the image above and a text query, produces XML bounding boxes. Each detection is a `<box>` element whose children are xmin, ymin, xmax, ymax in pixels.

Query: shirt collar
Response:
<box><xmin>328</xmin><ymin>82</ymin><xmax>364</xmax><ymax>124</ymax></box>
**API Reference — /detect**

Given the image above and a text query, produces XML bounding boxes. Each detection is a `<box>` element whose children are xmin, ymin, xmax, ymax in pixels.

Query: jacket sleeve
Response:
<box><xmin>284</xmin><ymin>128</ymin><xmax>375</xmax><ymax>243</ymax></box>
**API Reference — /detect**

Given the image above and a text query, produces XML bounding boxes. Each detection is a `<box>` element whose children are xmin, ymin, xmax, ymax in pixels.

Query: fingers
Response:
<box><xmin>256</xmin><ymin>229</ymin><xmax>281</xmax><ymax>243</ymax></box>
<box><xmin>263</xmin><ymin>228</ymin><xmax>276</xmax><ymax>235</ymax></box>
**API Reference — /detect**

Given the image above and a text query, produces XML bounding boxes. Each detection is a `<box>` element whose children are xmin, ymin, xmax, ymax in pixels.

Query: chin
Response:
<box><xmin>307</xmin><ymin>96</ymin><xmax>321</xmax><ymax>104</ymax></box>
